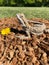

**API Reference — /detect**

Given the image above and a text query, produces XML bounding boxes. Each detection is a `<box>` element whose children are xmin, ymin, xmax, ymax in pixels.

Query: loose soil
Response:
<box><xmin>0</xmin><ymin>17</ymin><xmax>49</xmax><ymax>65</ymax></box>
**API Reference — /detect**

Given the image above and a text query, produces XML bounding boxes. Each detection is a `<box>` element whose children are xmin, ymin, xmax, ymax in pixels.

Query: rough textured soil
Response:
<box><xmin>0</xmin><ymin>17</ymin><xmax>49</xmax><ymax>65</ymax></box>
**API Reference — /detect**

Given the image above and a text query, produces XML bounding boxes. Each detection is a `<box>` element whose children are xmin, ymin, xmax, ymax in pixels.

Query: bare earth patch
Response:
<box><xmin>0</xmin><ymin>17</ymin><xmax>49</xmax><ymax>65</ymax></box>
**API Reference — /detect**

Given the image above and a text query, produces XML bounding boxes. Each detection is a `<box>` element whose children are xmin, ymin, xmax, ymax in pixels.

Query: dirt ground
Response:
<box><xmin>0</xmin><ymin>17</ymin><xmax>49</xmax><ymax>65</ymax></box>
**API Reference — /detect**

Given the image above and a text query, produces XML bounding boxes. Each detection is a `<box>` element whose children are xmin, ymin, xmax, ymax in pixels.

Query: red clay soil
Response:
<box><xmin>0</xmin><ymin>17</ymin><xmax>49</xmax><ymax>65</ymax></box>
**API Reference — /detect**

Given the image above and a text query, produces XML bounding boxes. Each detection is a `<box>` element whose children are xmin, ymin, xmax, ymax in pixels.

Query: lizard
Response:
<box><xmin>16</xmin><ymin>13</ymin><xmax>47</xmax><ymax>40</ymax></box>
